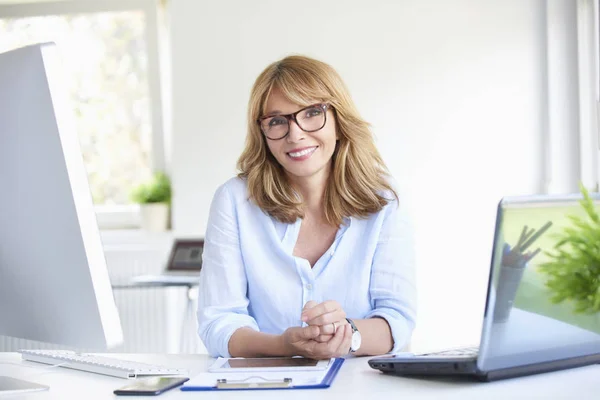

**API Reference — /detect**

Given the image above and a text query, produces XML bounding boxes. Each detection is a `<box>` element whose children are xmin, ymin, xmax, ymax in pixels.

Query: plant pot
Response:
<box><xmin>139</xmin><ymin>203</ymin><xmax>169</xmax><ymax>232</ymax></box>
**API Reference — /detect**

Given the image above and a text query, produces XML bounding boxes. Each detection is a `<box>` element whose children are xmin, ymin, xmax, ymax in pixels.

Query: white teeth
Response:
<box><xmin>288</xmin><ymin>147</ymin><xmax>316</xmax><ymax>158</ymax></box>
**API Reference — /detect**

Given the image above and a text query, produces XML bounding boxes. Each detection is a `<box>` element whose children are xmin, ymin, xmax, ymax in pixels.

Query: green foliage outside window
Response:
<box><xmin>130</xmin><ymin>172</ymin><xmax>171</xmax><ymax>204</ymax></box>
<box><xmin>539</xmin><ymin>184</ymin><xmax>600</xmax><ymax>314</ymax></box>
<box><xmin>0</xmin><ymin>12</ymin><xmax>152</xmax><ymax>205</ymax></box>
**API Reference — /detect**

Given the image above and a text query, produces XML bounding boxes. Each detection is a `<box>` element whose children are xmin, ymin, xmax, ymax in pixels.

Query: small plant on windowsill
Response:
<box><xmin>130</xmin><ymin>171</ymin><xmax>172</xmax><ymax>232</ymax></box>
<box><xmin>538</xmin><ymin>184</ymin><xmax>600</xmax><ymax>314</ymax></box>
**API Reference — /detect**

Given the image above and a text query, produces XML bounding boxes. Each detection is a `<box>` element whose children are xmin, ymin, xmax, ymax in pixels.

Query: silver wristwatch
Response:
<box><xmin>346</xmin><ymin>318</ymin><xmax>362</xmax><ymax>352</ymax></box>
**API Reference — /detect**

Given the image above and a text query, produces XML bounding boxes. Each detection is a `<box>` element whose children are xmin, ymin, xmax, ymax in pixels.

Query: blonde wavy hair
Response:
<box><xmin>237</xmin><ymin>55</ymin><xmax>397</xmax><ymax>226</ymax></box>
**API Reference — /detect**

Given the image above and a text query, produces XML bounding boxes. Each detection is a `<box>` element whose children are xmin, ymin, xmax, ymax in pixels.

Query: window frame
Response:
<box><xmin>0</xmin><ymin>0</ymin><xmax>169</xmax><ymax>229</ymax></box>
<box><xmin>576</xmin><ymin>0</ymin><xmax>600</xmax><ymax>191</ymax></box>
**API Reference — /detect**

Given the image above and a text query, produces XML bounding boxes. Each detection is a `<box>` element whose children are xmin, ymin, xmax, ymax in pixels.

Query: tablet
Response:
<box><xmin>208</xmin><ymin>357</ymin><xmax>331</xmax><ymax>373</ymax></box>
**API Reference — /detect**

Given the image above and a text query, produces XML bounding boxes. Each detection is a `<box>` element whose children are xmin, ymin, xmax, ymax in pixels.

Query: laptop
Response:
<box><xmin>369</xmin><ymin>193</ymin><xmax>600</xmax><ymax>381</ymax></box>
<box><xmin>131</xmin><ymin>239</ymin><xmax>204</xmax><ymax>285</ymax></box>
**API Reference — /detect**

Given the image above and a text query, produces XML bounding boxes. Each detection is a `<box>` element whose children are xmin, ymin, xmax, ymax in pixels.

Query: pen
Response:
<box><xmin>525</xmin><ymin>248</ymin><xmax>542</xmax><ymax>262</ymax></box>
<box><xmin>515</xmin><ymin>225</ymin><xmax>529</xmax><ymax>250</ymax></box>
<box><xmin>519</xmin><ymin>221</ymin><xmax>553</xmax><ymax>252</ymax></box>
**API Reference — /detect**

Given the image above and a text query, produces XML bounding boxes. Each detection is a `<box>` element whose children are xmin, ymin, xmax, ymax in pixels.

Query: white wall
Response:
<box><xmin>170</xmin><ymin>0</ymin><xmax>579</xmax><ymax>351</ymax></box>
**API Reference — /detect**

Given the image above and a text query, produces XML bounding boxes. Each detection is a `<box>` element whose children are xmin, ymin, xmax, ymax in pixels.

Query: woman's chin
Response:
<box><xmin>284</xmin><ymin>164</ymin><xmax>330</xmax><ymax>181</ymax></box>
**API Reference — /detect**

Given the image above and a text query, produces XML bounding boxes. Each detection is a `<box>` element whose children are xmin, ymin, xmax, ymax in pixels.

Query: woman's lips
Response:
<box><xmin>287</xmin><ymin>146</ymin><xmax>317</xmax><ymax>161</ymax></box>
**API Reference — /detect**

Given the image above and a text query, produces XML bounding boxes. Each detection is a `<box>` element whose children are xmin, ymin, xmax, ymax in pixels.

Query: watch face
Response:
<box><xmin>351</xmin><ymin>331</ymin><xmax>362</xmax><ymax>351</ymax></box>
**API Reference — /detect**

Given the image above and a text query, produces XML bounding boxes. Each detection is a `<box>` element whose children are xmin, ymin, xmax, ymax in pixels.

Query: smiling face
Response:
<box><xmin>263</xmin><ymin>87</ymin><xmax>338</xmax><ymax>185</ymax></box>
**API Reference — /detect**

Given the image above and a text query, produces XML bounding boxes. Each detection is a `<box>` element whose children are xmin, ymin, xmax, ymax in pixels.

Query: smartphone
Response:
<box><xmin>113</xmin><ymin>376</ymin><xmax>189</xmax><ymax>396</ymax></box>
<box><xmin>208</xmin><ymin>357</ymin><xmax>331</xmax><ymax>373</ymax></box>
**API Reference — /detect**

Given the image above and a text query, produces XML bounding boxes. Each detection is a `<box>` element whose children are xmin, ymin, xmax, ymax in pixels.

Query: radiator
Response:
<box><xmin>0</xmin><ymin>233</ymin><xmax>206</xmax><ymax>354</ymax></box>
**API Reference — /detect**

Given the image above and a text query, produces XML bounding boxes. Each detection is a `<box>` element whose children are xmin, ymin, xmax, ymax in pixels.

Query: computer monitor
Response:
<box><xmin>0</xmin><ymin>43</ymin><xmax>123</xmax><ymax>354</ymax></box>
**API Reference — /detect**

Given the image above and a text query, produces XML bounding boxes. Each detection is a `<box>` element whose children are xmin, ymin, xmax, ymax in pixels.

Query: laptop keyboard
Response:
<box><xmin>418</xmin><ymin>346</ymin><xmax>479</xmax><ymax>358</ymax></box>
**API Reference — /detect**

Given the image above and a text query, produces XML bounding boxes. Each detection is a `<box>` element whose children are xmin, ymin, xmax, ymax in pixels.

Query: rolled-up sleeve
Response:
<box><xmin>197</xmin><ymin>183</ymin><xmax>259</xmax><ymax>357</ymax></box>
<box><xmin>364</xmin><ymin>196</ymin><xmax>417</xmax><ymax>353</ymax></box>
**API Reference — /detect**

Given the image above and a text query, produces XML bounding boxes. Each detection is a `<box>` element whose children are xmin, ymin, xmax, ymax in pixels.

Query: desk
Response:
<box><xmin>1</xmin><ymin>353</ymin><xmax>598</xmax><ymax>399</ymax></box>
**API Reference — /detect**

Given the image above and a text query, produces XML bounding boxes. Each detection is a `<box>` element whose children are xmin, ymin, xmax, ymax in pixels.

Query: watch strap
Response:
<box><xmin>346</xmin><ymin>318</ymin><xmax>358</xmax><ymax>333</ymax></box>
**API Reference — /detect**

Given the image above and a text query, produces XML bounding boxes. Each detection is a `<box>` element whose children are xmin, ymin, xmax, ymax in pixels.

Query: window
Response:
<box><xmin>576</xmin><ymin>0</ymin><xmax>600</xmax><ymax>190</ymax></box>
<box><xmin>0</xmin><ymin>0</ymin><xmax>167</xmax><ymax>228</ymax></box>
<box><xmin>596</xmin><ymin>0</ymin><xmax>600</xmax><ymax>190</ymax></box>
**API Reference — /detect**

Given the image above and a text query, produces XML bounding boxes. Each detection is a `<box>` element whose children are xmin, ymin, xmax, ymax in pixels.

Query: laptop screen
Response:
<box><xmin>478</xmin><ymin>193</ymin><xmax>600</xmax><ymax>372</ymax></box>
<box><xmin>166</xmin><ymin>239</ymin><xmax>204</xmax><ymax>272</ymax></box>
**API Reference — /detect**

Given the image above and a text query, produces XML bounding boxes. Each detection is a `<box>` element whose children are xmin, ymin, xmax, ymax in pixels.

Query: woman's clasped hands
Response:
<box><xmin>281</xmin><ymin>300</ymin><xmax>352</xmax><ymax>359</ymax></box>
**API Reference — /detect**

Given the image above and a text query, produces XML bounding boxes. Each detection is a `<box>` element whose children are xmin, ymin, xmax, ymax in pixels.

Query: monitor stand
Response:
<box><xmin>0</xmin><ymin>376</ymin><xmax>49</xmax><ymax>395</ymax></box>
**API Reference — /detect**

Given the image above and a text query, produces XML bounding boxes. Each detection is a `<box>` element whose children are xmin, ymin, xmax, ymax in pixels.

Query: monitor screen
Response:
<box><xmin>0</xmin><ymin>43</ymin><xmax>123</xmax><ymax>350</ymax></box>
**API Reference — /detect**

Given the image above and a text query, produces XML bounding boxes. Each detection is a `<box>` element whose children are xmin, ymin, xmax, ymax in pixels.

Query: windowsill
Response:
<box><xmin>100</xmin><ymin>229</ymin><xmax>175</xmax><ymax>249</ymax></box>
<box><xmin>95</xmin><ymin>204</ymin><xmax>141</xmax><ymax>231</ymax></box>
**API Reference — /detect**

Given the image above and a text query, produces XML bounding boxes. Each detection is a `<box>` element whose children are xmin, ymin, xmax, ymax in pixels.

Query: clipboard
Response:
<box><xmin>180</xmin><ymin>358</ymin><xmax>344</xmax><ymax>391</ymax></box>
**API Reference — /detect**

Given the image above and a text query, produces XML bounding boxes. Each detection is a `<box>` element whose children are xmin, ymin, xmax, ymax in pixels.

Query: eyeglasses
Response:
<box><xmin>257</xmin><ymin>103</ymin><xmax>330</xmax><ymax>140</ymax></box>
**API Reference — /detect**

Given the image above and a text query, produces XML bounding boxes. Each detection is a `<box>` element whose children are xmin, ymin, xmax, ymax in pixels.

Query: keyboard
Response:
<box><xmin>418</xmin><ymin>346</ymin><xmax>479</xmax><ymax>358</ymax></box>
<box><xmin>19</xmin><ymin>350</ymin><xmax>189</xmax><ymax>379</ymax></box>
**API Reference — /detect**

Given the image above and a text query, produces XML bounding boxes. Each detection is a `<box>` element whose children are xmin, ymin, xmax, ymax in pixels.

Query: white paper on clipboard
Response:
<box><xmin>208</xmin><ymin>357</ymin><xmax>331</xmax><ymax>373</ymax></box>
<box><xmin>184</xmin><ymin>358</ymin><xmax>335</xmax><ymax>388</ymax></box>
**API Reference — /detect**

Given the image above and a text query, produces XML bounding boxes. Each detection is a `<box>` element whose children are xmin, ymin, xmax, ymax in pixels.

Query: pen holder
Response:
<box><xmin>493</xmin><ymin>263</ymin><xmax>526</xmax><ymax>323</ymax></box>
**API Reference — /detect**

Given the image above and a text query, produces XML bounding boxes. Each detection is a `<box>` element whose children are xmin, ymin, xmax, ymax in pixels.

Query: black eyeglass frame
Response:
<box><xmin>257</xmin><ymin>103</ymin><xmax>331</xmax><ymax>140</ymax></box>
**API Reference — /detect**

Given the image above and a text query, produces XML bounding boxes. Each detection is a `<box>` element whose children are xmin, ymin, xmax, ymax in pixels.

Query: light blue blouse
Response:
<box><xmin>196</xmin><ymin>177</ymin><xmax>416</xmax><ymax>357</ymax></box>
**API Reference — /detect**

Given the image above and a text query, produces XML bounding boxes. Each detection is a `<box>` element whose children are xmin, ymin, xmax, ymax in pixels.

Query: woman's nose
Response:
<box><xmin>286</xmin><ymin>120</ymin><xmax>305</xmax><ymax>143</ymax></box>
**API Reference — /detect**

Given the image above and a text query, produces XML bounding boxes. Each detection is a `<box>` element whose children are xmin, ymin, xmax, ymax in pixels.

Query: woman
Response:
<box><xmin>197</xmin><ymin>55</ymin><xmax>416</xmax><ymax>359</ymax></box>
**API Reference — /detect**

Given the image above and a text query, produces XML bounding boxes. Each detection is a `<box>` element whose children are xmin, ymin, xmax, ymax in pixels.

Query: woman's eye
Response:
<box><xmin>269</xmin><ymin>117</ymin><xmax>287</xmax><ymax>127</ymax></box>
<box><xmin>304</xmin><ymin>108</ymin><xmax>322</xmax><ymax>118</ymax></box>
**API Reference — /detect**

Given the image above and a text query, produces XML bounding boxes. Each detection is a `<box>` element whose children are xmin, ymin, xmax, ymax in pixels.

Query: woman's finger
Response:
<box><xmin>289</xmin><ymin>325</ymin><xmax>319</xmax><ymax>344</ymax></box>
<box><xmin>305</xmin><ymin>309</ymin><xmax>346</xmax><ymax>327</ymax></box>
<box><xmin>301</xmin><ymin>300</ymin><xmax>342</xmax><ymax>323</ymax></box>
<box><xmin>323</xmin><ymin>322</ymin><xmax>346</xmax><ymax>355</ymax></box>
<box><xmin>325</xmin><ymin>319</ymin><xmax>350</xmax><ymax>335</ymax></box>
<box><xmin>314</xmin><ymin>334</ymin><xmax>333</xmax><ymax>343</ymax></box>
<box><xmin>315</xmin><ymin>316</ymin><xmax>351</xmax><ymax>343</ymax></box>
<box><xmin>302</xmin><ymin>300</ymin><xmax>317</xmax><ymax>311</ymax></box>
<box><xmin>334</xmin><ymin>324</ymin><xmax>353</xmax><ymax>357</ymax></box>
<box><xmin>311</xmin><ymin>325</ymin><xmax>345</xmax><ymax>359</ymax></box>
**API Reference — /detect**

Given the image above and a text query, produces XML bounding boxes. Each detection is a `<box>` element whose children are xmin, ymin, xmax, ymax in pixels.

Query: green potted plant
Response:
<box><xmin>538</xmin><ymin>184</ymin><xmax>600</xmax><ymax>314</ymax></box>
<box><xmin>130</xmin><ymin>171</ymin><xmax>172</xmax><ymax>232</ymax></box>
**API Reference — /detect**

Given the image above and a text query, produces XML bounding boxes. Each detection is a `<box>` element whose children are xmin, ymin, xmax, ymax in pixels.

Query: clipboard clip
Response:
<box><xmin>216</xmin><ymin>376</ymin><xmax>293</xmax><ymax>389</ymax></box>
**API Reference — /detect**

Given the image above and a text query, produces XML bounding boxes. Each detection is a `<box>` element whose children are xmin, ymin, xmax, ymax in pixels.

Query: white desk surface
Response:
<box><xmin>1</xmin><ymin>353</ymin><xmax>599</xmax><ymax>399</ymax></box>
